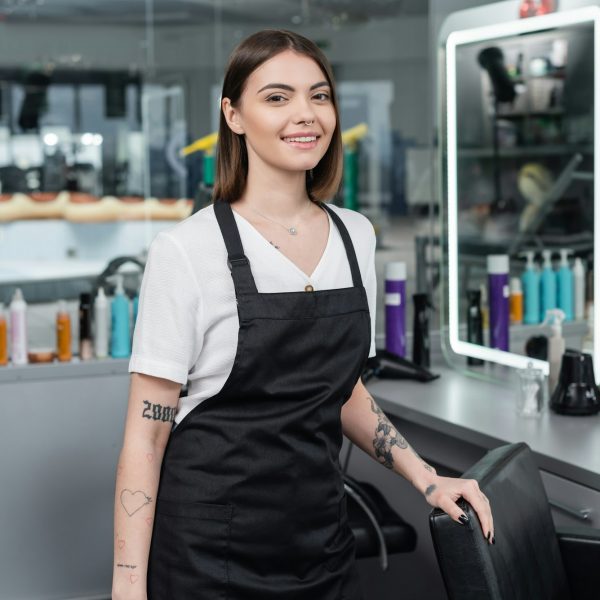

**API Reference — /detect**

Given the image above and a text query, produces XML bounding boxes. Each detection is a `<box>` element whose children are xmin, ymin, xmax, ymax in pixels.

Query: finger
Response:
<box><xmin>461</xmin><ymin>481</ymin><xmax>493</xmax><ymax>543</ymax></box>
<box><xmin>436</xmin><ymin>495</ymin><xmax>471</xmax><ymax>526</ymax></box>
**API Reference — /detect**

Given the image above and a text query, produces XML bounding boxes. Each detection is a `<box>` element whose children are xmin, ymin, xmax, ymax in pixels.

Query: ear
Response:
<box><xmin>221</xmin><ymin>97</ymin><xmax>245</xmax><ymax>135</ymax></box>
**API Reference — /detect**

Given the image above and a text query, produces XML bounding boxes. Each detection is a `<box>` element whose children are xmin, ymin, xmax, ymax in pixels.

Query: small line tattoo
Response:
<box><xmin>368</xmin><ymin>396</ymin><xmax>408</xmax><ymax>469</ymax></box>
<box><xmin>117</xmin><ymin>563</ymin><xmax>137</xmax><ymax>570</ymax></box>
<box><xmin>142</xmin><ymin>399</ymin><xmax>176</xmax><ymax>423</ymax></box>
<box><xmin>120</xmin><ymin>489</ymin><xmax>152</xmax><ymax>517</ymax></box>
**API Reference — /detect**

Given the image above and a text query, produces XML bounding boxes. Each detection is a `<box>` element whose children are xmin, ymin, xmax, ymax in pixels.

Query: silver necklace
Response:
<box><xmin>246</xmin><ymin>199</ymin><xmax>312</xmax><ymax>236</ymax></box>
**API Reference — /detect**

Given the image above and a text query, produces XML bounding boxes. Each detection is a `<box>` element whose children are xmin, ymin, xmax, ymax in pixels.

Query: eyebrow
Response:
<box><xmin>256</xmin><ymin>81</ymin><xmax>330</xmax><ymax>94</ymax></box>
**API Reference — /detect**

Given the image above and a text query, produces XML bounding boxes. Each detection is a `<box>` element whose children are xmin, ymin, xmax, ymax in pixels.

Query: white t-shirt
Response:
<box><xmin>129</xmin><ymin>201</ymin><xmax>377</xmax><ymax>425</ymax></box>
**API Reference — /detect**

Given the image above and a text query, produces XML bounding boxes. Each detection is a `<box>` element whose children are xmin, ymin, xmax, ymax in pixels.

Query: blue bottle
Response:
<box><xmin>520</xmin><ymin>251</ymin><xmax>540</xmax><ymax>325</ymax></box>
<box><xmin>539</xmin><ymin>249</ymin><xmax>556</xmax><ymax>322</ymax></box>
<box><xmin>109</xmin><ymin>273</ymin><xmax>131</xmax><ymax>358</ymax></box>
<box><xmin>556</xmin><ymin>248</ymin><xmax>574</xmax><ymax>322</ymax></box>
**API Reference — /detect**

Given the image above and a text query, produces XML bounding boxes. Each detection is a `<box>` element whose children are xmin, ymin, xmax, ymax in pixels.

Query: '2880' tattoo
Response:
<box><xmin>142</xmin><ymin>399</ymin><xmax>176</xmax><ymax>423</ymax></box>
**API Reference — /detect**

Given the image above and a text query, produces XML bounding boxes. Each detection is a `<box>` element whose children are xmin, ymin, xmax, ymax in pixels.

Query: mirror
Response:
<box><xmin>443</xmin><ymin>6</ymin><xmax>599</xmax><ymax>379</ymax></box>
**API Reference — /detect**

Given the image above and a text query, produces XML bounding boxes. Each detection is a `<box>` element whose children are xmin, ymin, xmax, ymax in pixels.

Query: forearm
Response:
<box><xmin>341</xmin><ymin>381</ymin><xmax>437</xmax><ymax>496</ymax></box>
<box><xmin>112</xmin><ymin>438</ymin><xmax>165</xmax><ymax>599</ymax></box>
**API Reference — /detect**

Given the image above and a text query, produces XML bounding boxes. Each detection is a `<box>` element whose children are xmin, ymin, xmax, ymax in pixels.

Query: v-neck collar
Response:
<box><xmin>230</xmin><ymin>203</ymin><xmax>333</xmax><ymax>281</ymax></box>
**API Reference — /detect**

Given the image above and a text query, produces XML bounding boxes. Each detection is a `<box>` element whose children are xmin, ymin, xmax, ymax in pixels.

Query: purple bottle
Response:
<box><xmin>385</xmin><ymin>261</ymin><xmax>407</xmax><ymax>357</ymax></box>
<box><xmin>487</xmin><ymin>255</ymin><xmax>510</xmax><ymax>351</ymax></box>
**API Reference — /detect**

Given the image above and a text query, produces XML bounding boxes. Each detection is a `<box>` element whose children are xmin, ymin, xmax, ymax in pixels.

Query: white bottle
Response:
<box><xmin>94</xmin><ymin>286</ymin><xmax>109</xmax><ymax>359</ymax></box>
<box><xmin>582</xmin><ymin>301</ymin><xmax>594</xmax><ymax>355</ymax></box>
<box><xmin>573</xmin><ymin>257</ymin><xmax>585</xmax><ymax>321</ymax></box>
<box><xmin>543</xmin><ymin>308</ymin><xmax>566</xmax><ymax>396</ymax></box>
<box><xmin>9</xmin><ymin>288</ymin><xmax>28</xmax><ymax>365</ymax></box>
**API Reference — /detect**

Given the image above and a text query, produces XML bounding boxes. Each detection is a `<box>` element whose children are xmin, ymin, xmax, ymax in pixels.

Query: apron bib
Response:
<box><xmin>147</xmin><ymin>199</ymin><xmax>371</xmax><ymax>599</ymax></box>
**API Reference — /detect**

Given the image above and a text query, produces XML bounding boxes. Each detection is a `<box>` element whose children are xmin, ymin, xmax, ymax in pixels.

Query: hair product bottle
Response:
<box><xmin>487</xmin><ymin>255</ymin><xmax>510</xmax><ymax>351</ymax></box>
<box><xmin>110</xmin><ymin>274</ymin><xmax>131</xmax><ymax>359</ymax></box>
<box><xmin>543</xmin><ymin>308</ymin><xmax>566</xmax><ymax>396</ymax></box>
<box><xmin>540</xmin><ymin>249</ymin><xmax>556</xmax><ymax>322</ymax></box>
<box><xmin>0</xmin><ymin>303</ymin><xmax>7</xmax><ymax>366</ymax></box>
<box><xmin>466</xmin><ymin>289</ymin><xmax>484</xmax><ymax>366</ymax></box>
<box><xmin>79</xmin><ymin>292</ymin><xmax>93</xmax><ymax>361</ymax></box>
<box><xmin>573</xmin><ymin>257</ymin><xmax>585</xmax><ymax>322</ymax></box>
<box><xmin>412</xmin><ymin>293</ymin><xmax>432</xmax><ymax>368</ymax></box>
<box><xmin>556</xmin><ymin>248</ymin><xmax>574</xmax><ymax>322</ymax></box>
<box><xmin>56</xmin><ymin>300</ymin><xmax>72</xmax><ymax>362</ymax></box>
<box><xmin>520</xmin><ymin>250</ymin><xmax>540</xmax><ymax>325</ymax></box>
<box><xmin>509</xmin><ymin>278</ymin><xmax>523</xmax><ymax>325</ymax></box>
<box><xmin>9</xmin><ymin>288</ymin><xmax>28</xmax><ymax>365</ymax></box>
<box><xmin>385</xmin><ymin>262</ymin><xmax>406</xmax><ymax>358</ymax></box>
<box><xmin>94</xmin><ymin>286</ymin><xmax>109</xmax><ymax>359</ymax></box>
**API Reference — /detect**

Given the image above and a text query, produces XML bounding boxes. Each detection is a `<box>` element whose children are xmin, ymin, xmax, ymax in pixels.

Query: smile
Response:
<box><xmin>282</xmin><ymin>136</ymin><xmax>318</xmax><ymax>143</ymax></box>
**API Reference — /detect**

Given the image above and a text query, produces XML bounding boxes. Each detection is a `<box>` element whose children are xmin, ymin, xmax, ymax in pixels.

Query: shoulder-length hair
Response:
<box><xmin>213</xmin><ymin>29</ymin><xmax>343</xmax><ymax>204</ymax></box>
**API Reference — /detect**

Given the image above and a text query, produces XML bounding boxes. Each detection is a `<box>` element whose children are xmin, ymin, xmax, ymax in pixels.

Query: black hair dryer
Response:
<box><xmin>550</xmin><ymin>350</ymin><xmax>600</xmax><ymax>416</ymax></box>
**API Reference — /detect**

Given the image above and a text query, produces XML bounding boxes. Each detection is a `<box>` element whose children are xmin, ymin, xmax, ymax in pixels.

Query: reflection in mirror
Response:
<box><xmin>445</xmin><ymin>7</ymin><xmax>599</xmax><ymax>380</ymax></box>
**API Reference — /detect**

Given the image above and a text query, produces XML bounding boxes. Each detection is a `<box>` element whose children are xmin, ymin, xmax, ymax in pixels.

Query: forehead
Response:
<box><xmin>246</xmin><ymin>50</ymin><xmax>328</xmax><ymax>90</ymax></box>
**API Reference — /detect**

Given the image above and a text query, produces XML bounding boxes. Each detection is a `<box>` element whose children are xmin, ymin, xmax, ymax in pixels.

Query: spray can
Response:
<box><xmin>385</xmin><ymin>262</ymin><xmax>406</xmax><ymax>358</ymax></box>
<box><xmin>487</xmin><ymin>255</ymin><xmax>510</xmax><ymax>351</ymax></box>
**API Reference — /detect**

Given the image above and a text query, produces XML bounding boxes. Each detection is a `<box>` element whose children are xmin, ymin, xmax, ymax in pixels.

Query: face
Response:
<box><xmin>221</xmin><ymin>49</ymin><xmax>337</xmax><ymax>174</ymax></box>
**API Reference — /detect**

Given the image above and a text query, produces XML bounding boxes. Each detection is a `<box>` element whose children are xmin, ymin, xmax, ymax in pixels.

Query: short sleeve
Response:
<box><xmin>128</xmin><ymin>232</ymin><xmax>204</xmax><ymax>384</ymax></box>
<box><xmin>365</xmin><ymin>224</ymin><xmax>377</xmax><ymax>358</ymax></box>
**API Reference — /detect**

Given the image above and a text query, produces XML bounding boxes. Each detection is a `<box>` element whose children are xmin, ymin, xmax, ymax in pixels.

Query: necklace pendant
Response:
<box><xmin>288</xmin><ymin>227</ymin><xmax>297</xmax><ymax>235</ymax></box>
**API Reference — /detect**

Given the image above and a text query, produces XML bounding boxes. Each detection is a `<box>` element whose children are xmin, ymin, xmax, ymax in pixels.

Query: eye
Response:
<box><xmin>266</xmin><ymin>94</ymin><xmax>287</xmax><ymax>103</ymax></box>
<box><xmin>313</xmin><ymin>92</ymin><xmax>330</xmax><ymax>101</ymax></box>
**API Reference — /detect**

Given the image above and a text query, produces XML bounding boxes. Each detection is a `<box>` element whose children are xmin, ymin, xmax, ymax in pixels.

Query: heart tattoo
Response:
<box><xmin>120</xmin><ymin>489</ymin><xmax>152</xmax><ymax>517</ymax></box>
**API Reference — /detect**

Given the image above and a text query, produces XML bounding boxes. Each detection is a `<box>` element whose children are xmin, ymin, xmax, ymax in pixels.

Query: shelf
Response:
<box><xmin>458</xmin><ymin>144</ymin><xmax>593</xmax><ymax>158</ymax></box>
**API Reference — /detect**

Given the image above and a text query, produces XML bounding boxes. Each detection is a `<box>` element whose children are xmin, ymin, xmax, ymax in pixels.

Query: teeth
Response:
<box><xmin>284</xmin><ymin>136</ymin><xmax>317</xmax><ymax>143</ymax></box>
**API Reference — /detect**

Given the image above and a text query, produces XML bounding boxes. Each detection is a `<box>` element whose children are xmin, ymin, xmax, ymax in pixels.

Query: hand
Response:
<box><xmin>423</xmin><ymin>475</ymin><xmax>495</xmax><ymax>544</ymax></box>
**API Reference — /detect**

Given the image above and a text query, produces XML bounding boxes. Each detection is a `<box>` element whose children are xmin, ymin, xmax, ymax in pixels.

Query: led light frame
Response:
<box><xmin>445</xmin><ymin>6</ymin><xmax>600</xmax><ymax>377</ymax></box>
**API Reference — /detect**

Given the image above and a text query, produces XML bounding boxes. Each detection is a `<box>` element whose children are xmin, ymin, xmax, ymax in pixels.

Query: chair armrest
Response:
<box><xmin>557</xmin><ymin>526</ymin><xmax>600</xmax><ymax>600</ymax></box>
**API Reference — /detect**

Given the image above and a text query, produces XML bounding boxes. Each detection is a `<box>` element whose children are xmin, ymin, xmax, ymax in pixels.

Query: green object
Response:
<box><xmin>203</xmin><ymin>153</ymin><xmax>215</xmax><ymax>187</ymax></box>
<box><xmin>343</xmin><ymin>147</ymin><xmax>358</xmax><ymax>210</ymax></box>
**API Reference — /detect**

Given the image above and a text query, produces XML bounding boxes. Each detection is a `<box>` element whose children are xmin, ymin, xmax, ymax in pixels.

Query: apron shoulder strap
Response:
<box><xmin>319</xmin><ymin>202</ymin><xmax>364</xmax><ymax>288</ymax></box>
<box><xmin>213</xmin><ymin>200</ymin><xmax>258</xmax><ymax>295</ymax></box>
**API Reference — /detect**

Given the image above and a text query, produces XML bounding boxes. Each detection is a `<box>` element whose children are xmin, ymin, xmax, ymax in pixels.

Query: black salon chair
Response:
<box><xmin>429</xmin><ymin>442</ymin><xmax>600</xmax><ymax>600</ymax></box>
<box><xmin>343</xmin><ymin>472</ymin><xmax>417</xmax><ymax>571</ymax></box>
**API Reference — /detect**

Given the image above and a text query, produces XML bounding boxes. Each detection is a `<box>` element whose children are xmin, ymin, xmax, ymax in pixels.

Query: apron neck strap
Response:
<box><xmin>214</xmin><ymin>200</ymin><xmax>259</xmax><ymax>295</ymax></box>
<box><xmin>318</xmin><ymin>201</ymin><xmax>363</xmax><ymax>288</ymax></box>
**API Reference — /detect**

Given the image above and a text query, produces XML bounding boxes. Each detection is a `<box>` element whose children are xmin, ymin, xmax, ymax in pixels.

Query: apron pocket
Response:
<box><xmin>148</xmin><ymin>499</ymin><xmax>234</xmax><ymax>600</ymax></box>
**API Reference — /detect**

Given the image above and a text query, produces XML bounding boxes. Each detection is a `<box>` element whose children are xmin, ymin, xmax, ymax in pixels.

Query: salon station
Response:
<box><xmin>1</xmin><ymin>1</ymin><xmax>599</xmax><ymax>599</ymax></box>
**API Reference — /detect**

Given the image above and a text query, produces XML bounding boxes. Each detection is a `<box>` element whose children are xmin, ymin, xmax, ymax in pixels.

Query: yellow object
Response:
<box><xmin>180</xmin><ymin>132</ymin><xmax>219</xmax><ymax>157</ymax></box>
<box><xmin>342</xmin><ymin>123</ymin><xmax>368</xmax><ymax>150</ymax></box>
<box><xmin>56</xmin><ymin>302</ymin><xmax>72</xmax><ymax>362</ymax></box>
<box><xmin>510</xmin><ymin>292</ymin><xmax>524</xmax><ymax>324</ymax></box>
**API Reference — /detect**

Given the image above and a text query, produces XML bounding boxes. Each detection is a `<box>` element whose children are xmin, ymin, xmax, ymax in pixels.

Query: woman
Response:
<box><xmin>112</xmin><ymin>29</ymin><xmax>494</xmax><ymax>600</ymax></box>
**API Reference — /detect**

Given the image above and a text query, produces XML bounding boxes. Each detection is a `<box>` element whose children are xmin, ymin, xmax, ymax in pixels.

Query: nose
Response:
<box><xmin>293</xmin><ymin>96</ymin><xmax>317</xmax><ymax>126</ymax></box>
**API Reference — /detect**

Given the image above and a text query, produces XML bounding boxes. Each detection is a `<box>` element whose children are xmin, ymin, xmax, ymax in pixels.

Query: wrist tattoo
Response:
<box><xmin>425</xmin><ymin>484</ymin><xmax>437</xmax><ymax>497</ymax></box>
<box><xmin>120</xmin><ymin>489</ymin><xmax>152</xmax><ymax>516</ymax></box>
<box><xmin>117</xmin><ymin>563</ymin><xmax>137</xmax><ymax>570</ymax></box>
<box><xmin>142</xmin><ymin>399</ymin><xmax>176</xmax><ymax>423</ymax></box>
<box><xmin>368</xmin><ymin>396</ymin><xmax>408</xmax><ymax>469</ymax></box>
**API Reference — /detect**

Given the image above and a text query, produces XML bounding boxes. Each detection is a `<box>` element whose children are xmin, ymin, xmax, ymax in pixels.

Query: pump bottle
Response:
<box><xmin>519</xmin><ymin>251</ymin><xmax>540</xmax><ymax>325</ymax></box>
<box><xmin>539</xmin><ymin>249</ymin><xmax>556</xmax><ymax>322</ymax></box>
<box><xmin>556</xmin><ymin>249</ymin><xmax>573</xmax><ymax>321</ymax></box>
<box><xmin>108</xmin><ymin>274</ymin><xmax>131</xmax><ymax>358</ymax></box>
<box><xmin>543</xmin><ymin>308</ymin><xmax>566</xmax><ymax>396</ymax></box>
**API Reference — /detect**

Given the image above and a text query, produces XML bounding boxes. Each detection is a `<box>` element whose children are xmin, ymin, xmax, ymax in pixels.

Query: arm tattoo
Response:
<box><xmin>425</xmin><ymin>484</ymin><xmax>437</xmax><ymax>497</ymax></box>
<box><xmin>117</xmin><ymin>563</ymin><xmax>138</xmax><ymax>570</ymax></box>
<box><xmin>368</xmin><ymin>396</ymin><xmax>408</xmax><ymax>469</ymax></box>
<box><xmin>120</xmin><ymin>489</ymin><xmax>152</xmax><ymax>516</ymax></box>
<box><xmin>142</xmin><ymin>399</ymin><xmax>176</xmax><ymax>423</ymax></box>
<box><xmin>410</xmin><ymin>445</ymin><xmax>436</xmax><ymax>473</ymax></box>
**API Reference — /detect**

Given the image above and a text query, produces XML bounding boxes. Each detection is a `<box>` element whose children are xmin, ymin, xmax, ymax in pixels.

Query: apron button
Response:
<box><xmin>304</xmin><ymin>284</ymin><xmax>314</xmax><ymax>292</ymax></box>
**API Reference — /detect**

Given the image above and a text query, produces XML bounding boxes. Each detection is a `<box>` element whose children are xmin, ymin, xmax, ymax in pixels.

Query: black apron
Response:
<box><xmin>147</xmin><ymin>199</ymin><xmax>371</xmax><ymax>599</ymax></box>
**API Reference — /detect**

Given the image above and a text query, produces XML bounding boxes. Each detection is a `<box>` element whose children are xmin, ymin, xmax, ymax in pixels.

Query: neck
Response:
<box><xmin>237</xmin><ymin>152</ymin><xmax>312</xmax><ymax>219</ymax></box>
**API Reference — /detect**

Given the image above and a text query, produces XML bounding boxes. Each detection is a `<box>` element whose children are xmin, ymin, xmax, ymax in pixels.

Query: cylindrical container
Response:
<box><xmin>412</xmin><ymin>293</ymin><xmax>431</xmax><ymax>368</ymax></box>
<box><xmin>79</xmin><ymin>292</ymin><xmax>93</xmax><ymax>361</ymax></box>
<box><xmin>573</xmin><ymin>257</ymin><xmax>585</xmax><ymax>321</ymax></box>
<box><xmin>9</xmin><ymin>287</ymin><xmax>28</xmax><ymax>365</ymax></box>
<box><xmin>56</xmin><ymin>300</ymin><xmax>72</xmax><ymax>362</ymax></box>
<box><xmin>466</xmin><ymin>289</ymin><xmax>484</xmax><ymax>366</ymax></box>
<box><xmin>94</xmin><ymin>287</ymin><xmax>109</xmax><ymax>359</ymax></box>
<box><xmin>385</xmin><ymin>262</ymin><xmax>406</xmax><ymax>358</ymax></box>
<box><xmin>0</xmin><ymin>303</ymin><xmax>7</xmax><ymax>366</ymax></box>
<box><xmin>487</xmin><ymin>255</ymin><xmax>510</xmax><ymax>351</ymax></box>
<box><xmin>509</xmin><ymin>277</ymin><xmax>523</xmax><ymax>324</ymax></box>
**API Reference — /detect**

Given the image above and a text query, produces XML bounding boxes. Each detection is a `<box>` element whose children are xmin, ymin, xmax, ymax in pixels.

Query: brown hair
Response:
<box><xmin>213</xmin><ymin>29</ymin><xmax>343</xmax><ymax>204</ymax></box>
